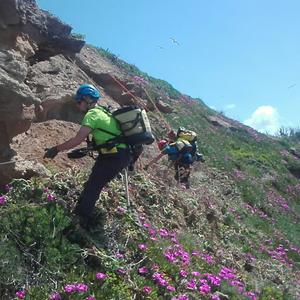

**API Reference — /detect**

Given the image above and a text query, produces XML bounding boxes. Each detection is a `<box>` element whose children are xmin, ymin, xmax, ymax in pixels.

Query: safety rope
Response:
<box><xmin>123</xmin><ymin>168</ymin><xmax>130</xmax><ymax>208</ymax></box>
<box><xmin>0</xmin><ymin>159</ymin><xmax>16</xmax><ymax>165</ymax></box>
<box><xmin>141</xmin><ymin>86</ymin><xmax>172</xmax><ymax>132</ymax></box>
<box><xmin>108</xmin><ymin>73</ymin><xmax>172</xmax><ymax>134</ymax></box>
<box><xmin>108</xmin><ymin>74</ymin><xmax>147</xmax><ymax>109</ymax></box>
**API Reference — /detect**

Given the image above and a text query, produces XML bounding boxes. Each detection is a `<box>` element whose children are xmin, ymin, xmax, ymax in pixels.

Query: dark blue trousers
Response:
<box><xmin>75</xmin><ymin>148</ymin><xmax>131</xmax><ymax>220</ymax></box>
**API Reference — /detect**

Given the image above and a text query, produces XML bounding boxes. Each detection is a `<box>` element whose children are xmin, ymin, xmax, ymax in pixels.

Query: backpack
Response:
<box><xmin>176</xmin><ymin>127</ymin><xmax>197</xmax><ymax>143</ymax></box>
<box><xmin>89</xmin><ymin>106</ymin><xmax>154</xmax><ymax>170</ymax></box>
<box><xmin>164</xmin><ymin>140</ymin><xmax>194</xmax><ymax>164</ymax></box>
<box><xmin>112</xmin><ymin>106</ymin><xmax>155</xmax><ymax>146</ymax></box>
<box><xmin>176</xmin><ymin>127</ymin><xmax>198</xmax><ymax>156</ymax></box>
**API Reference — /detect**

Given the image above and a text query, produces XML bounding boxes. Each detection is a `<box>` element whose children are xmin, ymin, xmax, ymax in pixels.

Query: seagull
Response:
<box><xmin>157</xmin><ymin>45</ymin><xmax>164</xmax><ymax>50</ymax></box>
<box><xmin>170</xmin><ymin>37</ymin><xmax>180</xmax><ymax>46</ymax></box>
<box><xmin>288</xmin><ymin>84</ymin><xmax>296</xmax><ymax>89</ymax></box>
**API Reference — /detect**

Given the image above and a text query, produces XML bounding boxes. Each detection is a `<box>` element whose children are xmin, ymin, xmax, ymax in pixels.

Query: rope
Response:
<box><xmin>108</xmin><ymin>73</ymin><xmax>172</xmax><ymax>134</ymax></box>
<box><xmin>0</xmin><ymin>159</ymin><xmax>16</xmax><ymax>165</ymax></box>
<box><xmin>141</xmin><ymin>87</ymin><xmax>172</xmax><ymax>132</ymax></box>
<box><xmin>107</xmin><ymin>74</ymin><xmax>176</xmax><ymax>155</ymax></box>
<box><xmin>123</xmin><ymin>168</ymin><xmax>130</xmax><ymax>208</ymax></box>
<box><xmin>108</xmin><ymin>74</ymin><xmax>147</xmax><ymax>109</ymax></box>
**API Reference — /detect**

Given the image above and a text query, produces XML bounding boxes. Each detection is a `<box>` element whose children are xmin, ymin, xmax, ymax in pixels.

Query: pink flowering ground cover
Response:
<box><xmin>1</xmin><ymin>170</ymin><xmax>299</xmax><ymax>299</ymax></box>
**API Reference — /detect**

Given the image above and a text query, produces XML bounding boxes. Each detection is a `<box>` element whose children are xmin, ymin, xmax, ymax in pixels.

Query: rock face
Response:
<box><xmin>0</xmin><ymin>0</ymin><xmax>84</xmax><ymax>160</ymax></box>
<box><xmin>0</xmin><ymin>0</ymin><xmax>85</xmax><ymax>183</ymax></box>
<box><xmin>0</xmin><ymin>0</ymin><xmax>176</xmax><ymax>185</ymax></box>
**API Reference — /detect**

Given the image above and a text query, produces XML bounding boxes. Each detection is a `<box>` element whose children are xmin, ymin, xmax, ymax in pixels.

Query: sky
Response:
<box><xmin>36</xmin><ymin>0</ymin><xmax>300</xmax><ymax>135</ymax></box>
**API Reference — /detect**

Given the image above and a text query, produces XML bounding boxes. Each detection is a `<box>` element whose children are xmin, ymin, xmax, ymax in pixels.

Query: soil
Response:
<box><xmin>11</xmin><ymin>120</ymin><xmax>94</xmax><ymax>172</ymax></box>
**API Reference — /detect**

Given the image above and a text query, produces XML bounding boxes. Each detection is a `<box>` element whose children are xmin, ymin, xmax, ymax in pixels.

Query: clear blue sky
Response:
<box><xmin>37</xmin><ymin>0</ymin><xmax>300</xmax><ymax>134</ymax></box>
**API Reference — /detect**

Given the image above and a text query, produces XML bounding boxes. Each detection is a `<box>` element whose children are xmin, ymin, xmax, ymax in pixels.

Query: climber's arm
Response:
<box><xmin>57</xmin><ymin>126</ymin><xmax>91</xmax><ymax>151</ymax></box>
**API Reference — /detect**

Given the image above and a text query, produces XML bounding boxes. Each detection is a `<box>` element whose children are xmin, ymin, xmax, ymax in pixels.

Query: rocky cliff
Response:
<box><xmin>0</xmin><ymin>0</ymin><xmax>174</xmax><ymax>184</ymax></box>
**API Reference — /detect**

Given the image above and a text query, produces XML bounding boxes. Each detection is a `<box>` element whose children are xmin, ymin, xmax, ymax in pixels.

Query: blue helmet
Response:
<box><xmin>75</xmin><ymin>84</ymin><xmax>100</xmax><ymax>102</ymax></box>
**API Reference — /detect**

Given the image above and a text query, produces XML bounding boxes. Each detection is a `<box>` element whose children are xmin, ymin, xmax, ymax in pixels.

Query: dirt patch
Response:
<box><xmin>11</xmin><ymin>120</ymin><xmax>94</xmax><ymax>172</ymax></box>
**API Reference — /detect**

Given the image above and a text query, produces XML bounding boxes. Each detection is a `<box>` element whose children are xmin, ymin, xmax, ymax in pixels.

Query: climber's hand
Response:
<box><xmin>44</xmin><ymin>146</ymin><xmax>59</xmax><ymax>159</ymax></box>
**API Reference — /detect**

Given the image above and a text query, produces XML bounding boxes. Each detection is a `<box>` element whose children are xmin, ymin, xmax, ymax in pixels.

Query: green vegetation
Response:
<box><xmin>1</xmin><ymin>40</ymin><xmax>300</xmax><ymax>299</ymax></box>
<box><xmin>1</xmin><ymin>157</ymin><xmax>300</xmax><ymax>299</ymax></box>
<box><xmin>92</xmin><ymin>46</ymin><xmax>181</xmax><ymax>99</ymax></box>
<box><xmin>71</xmin><ymin>32</ymin><xmax>86</xmax><ymax>40</ymax></box>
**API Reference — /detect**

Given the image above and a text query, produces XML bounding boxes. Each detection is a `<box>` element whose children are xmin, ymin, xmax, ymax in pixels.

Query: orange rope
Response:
<box><xmin>108</xmin><ymin>74</ymin><xmax>147</xmax><ymax>109</ymax></box>
<box><xmin>142</xmin><ymin>87</ymin><xmax>172</xmax><ymax>132</ymax></box>
<box><xmin>108</xmin><ymin>73</ymin><xmax>173</xmax><ymax>151</ymax></box>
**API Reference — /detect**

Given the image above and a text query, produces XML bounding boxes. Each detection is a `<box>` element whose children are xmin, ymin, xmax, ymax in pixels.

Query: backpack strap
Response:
<box><xmin>91</xmin><ymin>129</ymin><xmax>126</xmax><ymax>150</ymax></box>
<box><xmin>91</xmin><ymin>106</ymin><xmax>126</xmax><ymax>150</ymax></box>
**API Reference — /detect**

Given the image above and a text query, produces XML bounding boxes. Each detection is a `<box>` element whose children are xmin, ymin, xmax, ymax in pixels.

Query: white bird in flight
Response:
<box><xmin>170</xmin><ymin>37</ymin><xmax>180</xmax><ymax>46</ymax></box>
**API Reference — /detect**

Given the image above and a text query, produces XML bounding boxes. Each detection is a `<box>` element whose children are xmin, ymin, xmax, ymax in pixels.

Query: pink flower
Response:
<box><xmin>173</xmin><ymin>295</ymin><xmax>189</xmax><ymax>300</ymax></box>
<box><xmin>16</xmin><ymin>290</ymin><xmax>26</xmax><ymax>299</ymax></box>
<box><xmin>142</xmin><ymin>286</ymin><xmax>152</xmax><ymax>294</ymax></box>
<box><xmin>199</xmin><ymin>284</ymin><xmax>211</xmax><ymax>294</ymax></box>
<box><xmin>75</xmin><ymin>283</ymin><xmax>88</xmax><ymax>292</ymax></box>
<box><xmin>179</xmin><ymin>270</ymin><xmax>188</xmax><ymax>277</ymax></box>
<box><xmin>149</xmin><ymin>228</ymin><xmax>156</xmax><ymax>237</ymax></box>
<box><xmin>164</xmin><ymin>250</ymin><xmax>176</xmax><ymax>262</ymax></box>
<box><xmin>158</xmin><ymin>279</ymin><xmax>168</xmax><ymax>286</ymax></box>
<box><xmin>206</xmin><ymin>274</ymin><xmax>221</xmax><ymax>286</ymax></box>
<box><xmin>86</xmin><ymin>296</ymin><xmax>96</xmax><ymax>300</ymax></box>
<box><xmin>116</xmin><ymin>252</ymin><xmax>125</xmax><ymax>259</ymax></box>
<box><xmin>96</xmin><ymin>272</ymin><xmax>107</xmax><ymax>280</ymax></box>
<box><xmin>47</xmin><ymin>194</ymin><xmax>56</xmax><ymax>202</ymax></box>
<box><xmin>138</xmin><ymin>244</ymin><xmax>147</xmax><ymax>251</ymax></box>
<box><xmin>245</xmin><ymin>291</ymin><xmax>258</xmax><ymax>300</ymax></box>
<box><xmin>159</xmin><ymin>228</ymin><xmax>169</xmax><ymax>237</ymax></box>
<box><xmin>152</xmin><ymin>272</ymin><xmax>163</xmax><ymax>280</ymax></box>
<box><xmin>4</xmin><ymin>184</ymin><xmax>12</xmax><ymax>192</ymax></box>
<box><xmin>0</xmin><ymin>195</ymin><xmax>7</xmax><ymax>205</ymax></box>
<box><xmin>191</xmin><ymin>271</ymin><xmax>201</xmax><ymax>277</ymax></box>
<box><xmin>117</xmin><ymin>268</ymin><xmax>126</xmax><ymax>275</ymax></box>
<box><xmin>116</xmin><ymin>206</ymin><xmax>126</xmax><ymax>215</ymax></box>
<box><xmin>49</xmin><ymin>292</ymin><xmax>61</xmax><ymax>300</ymax></box>
<box><xmin>151</xmin><ymin>263</ymin><xmax>160</xmax><ymax>271</ymax></box>
<box><xmin>171</xmin><ymin>237</ymin><xmax>178</xmax><ymax>243</ymax></box>
<box><xmin>167</xmin><ymin>285</ymin><xmax>176</xmax><ymax>292</ymax></box>
<box><xmin>186</xmin><ymin>279</ymin><xmax>197</xmax><ymax>290</ymax></box>
<box><xmin>138</xmin><ymin>266</ymin><xmax>149</xmax><ymax>274</ymax></box>
<box><xmin>64</xmin><ymin>284</ymin><xmax>76</xmax><ymax>293</ymax></box>
<box><xmin>181</xmin><ymin>251</ymin><xmax>190</xmax><ymax>265</ymax></box>
<box><xmin>219</xmin><ymin>267</ymin><xmax>236</xmax><ymax>280</ymax></box>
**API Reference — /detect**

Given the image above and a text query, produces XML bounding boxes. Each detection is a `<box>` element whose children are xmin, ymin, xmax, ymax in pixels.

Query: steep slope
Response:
<box><xmin>0</xmin><ymin>1</ymin><xmax>299</xmax><ymax>299</ymax></box>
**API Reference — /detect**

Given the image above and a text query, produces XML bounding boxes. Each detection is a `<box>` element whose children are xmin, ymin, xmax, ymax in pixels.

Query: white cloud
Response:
<box><xmin>224</xmin><ymin>103</ymin><xmax>236</xmax><ymax>110</ymax></box>
<box><xmin>244</xmin><ymin>105</ymin><xmax>280</xmax><ymax>135</ymax></box>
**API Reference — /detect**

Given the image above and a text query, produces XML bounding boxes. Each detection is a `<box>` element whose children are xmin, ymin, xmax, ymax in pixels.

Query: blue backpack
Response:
<box><xmin>163</xmin><ymin>140</ymin><xmax>194</xmax><ymax>164</ymax></box>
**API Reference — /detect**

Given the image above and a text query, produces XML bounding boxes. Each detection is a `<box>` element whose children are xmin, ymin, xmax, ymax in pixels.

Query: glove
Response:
<box><xmin>44</xmin><ymin>146</ymin><xmax>59</xmax><ymax>159</ymax></box>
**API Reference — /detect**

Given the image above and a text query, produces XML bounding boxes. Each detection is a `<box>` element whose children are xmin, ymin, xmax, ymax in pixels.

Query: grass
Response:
<box><xmin>91</xmin><ymin>46</ymin><xmax>181</xmax><ymax>99</ymax></box>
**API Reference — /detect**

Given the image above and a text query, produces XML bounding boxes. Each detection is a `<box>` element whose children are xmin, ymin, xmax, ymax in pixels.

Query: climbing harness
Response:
<box><xmin>67</xmin><ymin>145</ymin><xmax>96</xmax><ymax>160</ymax></box>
